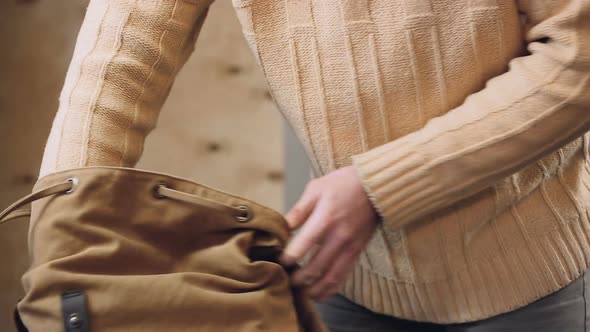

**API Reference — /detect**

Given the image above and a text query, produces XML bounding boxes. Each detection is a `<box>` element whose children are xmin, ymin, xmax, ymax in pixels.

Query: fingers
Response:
<box><xmin>280</xmin><ymin>202</ymin><xmax>330</xmax><ymax>266</ymax></box>
<box><xmin>291</xmin><ymin>232</ymin><xmax>346</xmax><ymax>285</ymax></box>
<box><xmin>284</xmin><ymin>181</ymin><xmax>319</xmax><ymax>230</ymax></box>
<box><xmin>308</xmin><ymin>245</ymin><xmax>361</xmax><ymax>301</ymax></box>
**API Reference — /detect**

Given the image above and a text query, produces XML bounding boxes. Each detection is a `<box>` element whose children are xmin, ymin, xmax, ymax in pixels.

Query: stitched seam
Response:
<box><xmin>55</xmin><ymin>2</ymin><xmax>111</xmax><ymax>170</ymax></box>
<box><xmin>121</xmin><ymin>0</ymin><xmax>177</xmax><ymax>166</ymax></box>
<box><xmin>80</xmin><ymin>2</ymin><xmax>136</xmax><ymax>166</ymax></box>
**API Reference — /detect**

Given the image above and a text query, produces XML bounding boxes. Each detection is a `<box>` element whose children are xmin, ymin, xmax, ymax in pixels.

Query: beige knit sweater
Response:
<box><xmin>40</xmin><ymin>0</ymin><xmax>590</xmax><ymax>324</ymax></box>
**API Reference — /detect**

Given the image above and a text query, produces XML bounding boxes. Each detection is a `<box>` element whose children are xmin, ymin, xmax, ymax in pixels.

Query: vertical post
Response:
<box><xmin>283</xmin><ymin>120</ymin><xmax>311</xmax><ymax>213</ymax></box>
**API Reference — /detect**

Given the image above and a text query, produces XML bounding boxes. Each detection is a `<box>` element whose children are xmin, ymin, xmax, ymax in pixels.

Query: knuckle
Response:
<box><xmin>284</xmin><ymin>250</ymin><xmax>304</xmax><ymax>262</ymax></box>
<box><xmin>323</xmin><ymin>276</ymin><xmax>340</xmax><ymax>288</ymax></box>
<box><xmin>306</xmin><ymin>268</ymin><xmax>322</xmax><ymax>280</ymax></box>
<box><xmin>322</xmin><ymin>215</ymin><xmax>336</xmax><ymax>227</ymax></box>
<box><xmin>298</xmin><ymin>234</ymin><xmax>321</xmax><ymax>251</ymax></box>
<box><xmin>285</xmin><ymin>242</ymin><xmax>312</xmax><ymax>260</ymax></box>
<box><xmin>308</xmin><ymin>233</ymin><xmax>324</xmax><ymax>246</ymax></box>
<box><xmin>335</xmin><ymin>228</ymin><xmax>354</xmax><ymax>243</ymax></box>
<box><xmin>290</xmin><ymin>206</ymin><xmax>304</xmax><ymax>219</ymax></box>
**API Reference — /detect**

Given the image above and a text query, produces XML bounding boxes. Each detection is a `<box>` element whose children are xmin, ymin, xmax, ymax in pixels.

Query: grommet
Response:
<box><xmin>152</xmin><ymin>182</ymin><xmax>167</xmax><ymax>199</ymax></box>
<box><xmin>235</xmin><ymin>205</ymin><xmax>252</xmax><ymax>223</ymax></box>
<box><xmin>68</xmin><ymin>313</ymin><xmax>82</xmax><ymax>328</ymax></box>
<box><xmin>65</xmin><ymin>178</ymin><xmax>79</xmax><ymax>194</ymax></box>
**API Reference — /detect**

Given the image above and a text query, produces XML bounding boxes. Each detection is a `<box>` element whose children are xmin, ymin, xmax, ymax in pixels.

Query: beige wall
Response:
<box><xmin>0</xmin><ymin>1</ymin><xmax>282</xmax><ymax>329</ymax></box>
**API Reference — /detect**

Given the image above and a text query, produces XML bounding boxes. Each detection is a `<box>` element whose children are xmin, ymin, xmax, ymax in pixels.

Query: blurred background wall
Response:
<box><xmin>0</xmin><ymin>0</ymin><xmax>310</xmax><ymax>328</ymax></box>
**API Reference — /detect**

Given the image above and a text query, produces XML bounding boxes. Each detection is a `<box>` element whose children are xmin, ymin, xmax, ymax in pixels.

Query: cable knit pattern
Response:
<box><xmin>40</xmin><ymin>0</ymin><xmax>590</xmax><ymax>323</ymax></box>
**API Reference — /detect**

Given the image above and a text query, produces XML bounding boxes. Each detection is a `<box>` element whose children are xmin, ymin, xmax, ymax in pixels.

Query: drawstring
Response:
<box><xmin>153</xmin><ymin>183</ymin><xmax>251</xmax><ymax>222</ymax></box>
<box><xmin>0</xmin><ymin>178</ymin><xmax>252</xmax><ymax>225</ymax></box>
<box><xmin>0</xmin><ymin>179</ymin><xmax>75</xmax><ymax>225</ymax></box>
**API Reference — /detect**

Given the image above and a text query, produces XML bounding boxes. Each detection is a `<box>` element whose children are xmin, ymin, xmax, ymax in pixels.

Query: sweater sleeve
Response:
<box><xmin>39</xmin><ymin>0</ymin><xmax>212</xmax><ymax>177</ymax></box>
<box><xmin>350</xmin><ymin>0</ymin><xmax>590</xmax><ymax>230</ymax></box>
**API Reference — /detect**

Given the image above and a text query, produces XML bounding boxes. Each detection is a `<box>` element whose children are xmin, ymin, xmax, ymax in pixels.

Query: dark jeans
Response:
<box><xmin>317</xmin><ymin>271</ymin><xmax>590</xmax><ymax>332</ymax></box>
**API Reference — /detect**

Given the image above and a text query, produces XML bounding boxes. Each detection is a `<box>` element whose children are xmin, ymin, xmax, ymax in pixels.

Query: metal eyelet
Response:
<box><xmin>235</xmin><ymin>205</ymin><xmax>252</xmax><ymax>223</ymax></box>
<box><xmin>152</xmin><ymin>182</ymin><xmax>167</xmax><ymax>199</ymax></box>
<box><xmin>65</xmin><ymin>178</ymin><xmax>79</xmax><ymax>194</ymax></box>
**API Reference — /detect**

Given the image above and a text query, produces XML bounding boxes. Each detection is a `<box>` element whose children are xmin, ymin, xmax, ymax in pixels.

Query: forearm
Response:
<box><xmin>40</xmin><ymin>0</ymin><xmax>210</xmax><ymax>177</ymax></box>
<box><xmin>352</xmin><ymin>0</ymin><xmax>590</xmax><ymax>229</ymax></box>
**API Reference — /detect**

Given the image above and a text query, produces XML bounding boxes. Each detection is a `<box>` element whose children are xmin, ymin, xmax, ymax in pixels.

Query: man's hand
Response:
<box><xmin>280</xmin><ymin>166</ymin><xmax>378</xmax><ymax>301</ymax></box>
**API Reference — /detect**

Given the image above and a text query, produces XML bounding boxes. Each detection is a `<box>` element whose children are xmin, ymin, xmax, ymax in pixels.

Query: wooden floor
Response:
<box><xmin>0</xmin><ymin>1</ymin><xmax>283</xmax><ymax>328</ymax></box>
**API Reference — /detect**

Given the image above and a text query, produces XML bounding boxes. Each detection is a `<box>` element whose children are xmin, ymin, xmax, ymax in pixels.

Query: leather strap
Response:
<box><xmin>61</xmin><ymin>290</ymin><xmax>90</xmax><ymax>332</ymax></box>
<box><xmin>0</xmin><ymin>180</ymin><xmax>73</xmax><ymax>225</ymax></box>
<box><xmin>1</xmin><ymin>208</ymin><xmax>32</xmax><ymax>223</ymax></box>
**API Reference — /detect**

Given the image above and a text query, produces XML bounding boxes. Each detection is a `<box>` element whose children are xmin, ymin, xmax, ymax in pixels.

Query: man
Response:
<box><xmin>41</xmin><ymin>0</ymin><xmax>590</xmax><ymax>331</ymax></box>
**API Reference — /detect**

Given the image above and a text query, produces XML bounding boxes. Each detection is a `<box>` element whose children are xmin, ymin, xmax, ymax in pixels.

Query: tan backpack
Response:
<box><xmin>0</xmin><ymin>166</ymin><xmax>326</xmax><ymax>332</ymax></box>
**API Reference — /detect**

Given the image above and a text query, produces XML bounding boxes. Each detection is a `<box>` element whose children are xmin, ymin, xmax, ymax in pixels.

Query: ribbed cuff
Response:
<box><xmin>351</xmin><ymin>137</ymin><xmax>440</xmax><ymax>229</ymax></box>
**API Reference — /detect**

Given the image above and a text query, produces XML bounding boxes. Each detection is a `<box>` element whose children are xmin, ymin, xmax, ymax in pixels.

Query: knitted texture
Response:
<box><xmin>40</xmin><ymin>0</ymin><xmax>590</xmax><ymax>323</ymax></box>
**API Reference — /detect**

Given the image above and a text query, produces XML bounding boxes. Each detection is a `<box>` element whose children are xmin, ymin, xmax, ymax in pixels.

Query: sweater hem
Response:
<box><xmin>341</xmin><ymin>218</ymin><xmax>590</xmax><ymax>324</ymax></box>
